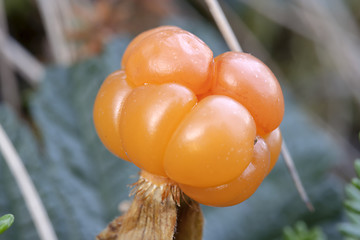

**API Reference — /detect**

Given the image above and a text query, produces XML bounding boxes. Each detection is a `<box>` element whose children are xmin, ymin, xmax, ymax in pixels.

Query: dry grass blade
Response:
<box><xmin>0</xmin><ymin>33</ymin><xmax>44</xmax><ymax>85</ymax></box>
<box><xmin>204</xmin><ymin>0</ymin><xmax>314</xmax><ymax>211</ymax></box>
<box><xmin>0</xmin><ymin>124</ymin><xmax>58</xmax><ymax>240</ymax></box>
<box><xmin>281</xmin><ymin>141</ymin><xmax>314</xmax><ymax>212</ymax></box>
<box><xmin>0</xmin><ymin>0</ymin><xmax>20</xmax><ymax>112</ymax></box>
<box><xmin>35</xmin><ymin>0</ymin><xmax>73</xmax><ymax>64</ymax></box>
<box><xmin>204</xmin><ymin>0</ymin><xmax>242</xmax><ymax>52</ymax></box>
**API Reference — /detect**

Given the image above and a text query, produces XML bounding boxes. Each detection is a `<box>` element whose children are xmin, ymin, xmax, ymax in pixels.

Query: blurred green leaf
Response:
<box><xmin>0</xmin><ymin>19</ymin><xmax>346</xmax><ymax>240</ymax></box>
<box><xmin>4</xmin><ymin>0</ymin><xmax>32</xmax><ymax>15</ymax></box>
<box><xmin>346</xmin><ymin>211</ymin><xmax>360</xmax><ymax>225</ymax></box>
<box><xmin>339</xmin><ymin>223</ymin><xmax>360</xmax><ymax>238</ymax></box>
<box><xmin>352</xmin><ymin>178</ymin><xmax>360</xmax><ymax>190</ymax></box>
<box><xmin>346</xmin><ymin>184</ymin><xmax>360</xmax><ymax>200</ymax></box>
<box><xmin>0</xmin><ymin>214</ymin><xmax>14</xmax><ymax>234</ymax></box>
<box><xmin>339</xmin><ymin>159</ymin><xmax>360</xmax><ymax>240</ymax></box>
<box><xmin>355</xmin><ymin>160</ymin><xmax>360</xmax><ymax>178</ymax></box>
<box><xmin>345</xmin><ymin>200</ymin><xmax>360</xmax><ymax>214</ymax></box>
<box><xmin>283</xmin><ymin>221</ymin><xmax>327</xmax><ymax>240</ymax></box>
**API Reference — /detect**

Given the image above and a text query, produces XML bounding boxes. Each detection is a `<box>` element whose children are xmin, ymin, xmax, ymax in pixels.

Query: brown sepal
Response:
<box><xmin>96</xmin><ymin>172</ymin><xmax>203</xmax><ymax>240</ymax></box>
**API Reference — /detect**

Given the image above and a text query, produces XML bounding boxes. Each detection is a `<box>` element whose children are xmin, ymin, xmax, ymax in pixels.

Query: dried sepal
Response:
<box><xmin>174</xmin><ymin>198</ymin><xmax>203</xmax><ymax>240</ymax></box>
<box><xmin>96</xmin><ymin>216</ymin><xmax>123</xmax><ymax>240</ymax></box>
<box><xmin>96</xmin><ymin>171</ymin><xmax>203</xmax><ymax>240</ymax></box>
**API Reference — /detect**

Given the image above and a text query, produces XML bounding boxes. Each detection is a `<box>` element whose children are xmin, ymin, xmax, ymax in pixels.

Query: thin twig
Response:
<box><xmin>0</xmin><ymin>124</ymin><xmax>58</xmax><ymax>240</ymax></box>
<box><xmin>204</xmin><ymin>0</ymin><xmax>314</xmax><ymax>211</ymax></box>
<box><xmin>281</xmin><ymin>141</ymin><xmax>314</xmax><ymax>211</ymax></box>
<box><xmin>55</xmin><ymin>0</ymin><xmax>78</xmax><ymax>58</ymax></box>
<box><xmin>204</xmin><ymin>0</ymin><xmax>242</xmax><ymax>52</ymax></box>
<box><xmin>35</xmin><ymin>0</ymin><xmax>73</xmax><ymax>64</ymax></box>
<box><xmin>0</xmin><ymin>33</ymin><xmax>44</xmax><ymax>85</ymax></box>
<box><xmin>0</xmin><ymin>0</ymin><xmax>20</xmax><ymax>112</ymax></box>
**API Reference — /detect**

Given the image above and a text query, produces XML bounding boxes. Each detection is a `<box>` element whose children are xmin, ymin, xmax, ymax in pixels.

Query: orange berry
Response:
<box><xmin>121</xmin><ymin>26</ymin><xmax>181</xmax><ymax>68</ymax></box>
<box><xmin>179</xmin><ymin>137</ymin><xmax>270</xmax><ymax>207</ymax></box>
<box><xmin>164</xmin><ymin>95</ymin><xmax>256</xmax><ymax>187</ymax></box>
<box><xmin>94</xmin><ymin>26</ymin><xmax>286</xmax><ymax>207</ymax></box>
<box><xmin>123</xmin><ymin>28</ymin><xmax>213</xmax><ymax>94</ymax></box>
<box><xmin>263</xmin><ymin>127</ymin><xmax>282</xmax><ymax>173</ymax></box>
<box><xmin>212</xmin><ymin>52</ymin><xmax>284</xmax><ymax>134</ymax></box>
<box><xmin>119</xmin><ymin>83</ymin><xmax>197</xmax><ymax>176</ymax></box>
<box><xmin>93</xmin><ymin>70</ymin><xmax>133</xmax><ymax>161</ymax></box>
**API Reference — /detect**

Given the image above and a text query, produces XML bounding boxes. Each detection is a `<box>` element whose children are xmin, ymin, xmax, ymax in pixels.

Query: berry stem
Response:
<box><xmin>204</xmin><ymin>0</ymin><xmax>314</xmax><ymax>211</ymax></box>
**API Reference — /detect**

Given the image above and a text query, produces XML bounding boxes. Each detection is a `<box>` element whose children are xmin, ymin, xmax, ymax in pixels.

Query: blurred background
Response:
<box><xmin>0</xmin><ymin>0</ymin><xmax>359</xmax><ymax>239</ymax></box>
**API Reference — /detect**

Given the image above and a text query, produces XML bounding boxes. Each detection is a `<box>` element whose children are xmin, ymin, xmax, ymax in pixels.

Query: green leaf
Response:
<box><xmin>339</xmin><ymin>159</ymin><xmax>360</xmax><ymax>240</ymax></box>
<box><xmin>339</xmin><ymin>223</ymin><xmax>360</xmax><ymax>238</ymax></box>
<box><xmin>344</xmin><ymin>237</ymin><xmax>359</xmax><ymax>240</ymax></box>
<box><xmin>282</xmin><ymin>221</ymin><xmax>327</xmax><ymax>240</ymax></box>
<box><xmin>355</xmin><ymin>159</ymin><xmax>360</xmax><ymax>178</ymax></box>
<box><xmin>352</xmin><ymin>178</ymin><xmax>360</xmax><ymax>190</ymax></box>
<box><xmin>0</xmin><ymin>214</ymin><xmax>14</xmax><ymax>234</ymax></box>
<box><xmin>345</xmin><ymin>200</ymin><xmax>360</xmax><ymax>214</ymax></box>
<box><xmin>346</xmin><ymin>211</ymin><xmax>360</xmax><ymax>225</ymax></box>
<box><xmin>346</xmin><ymin>184</ymin><xmax>360</xmax><ymax>200</ymax></box>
